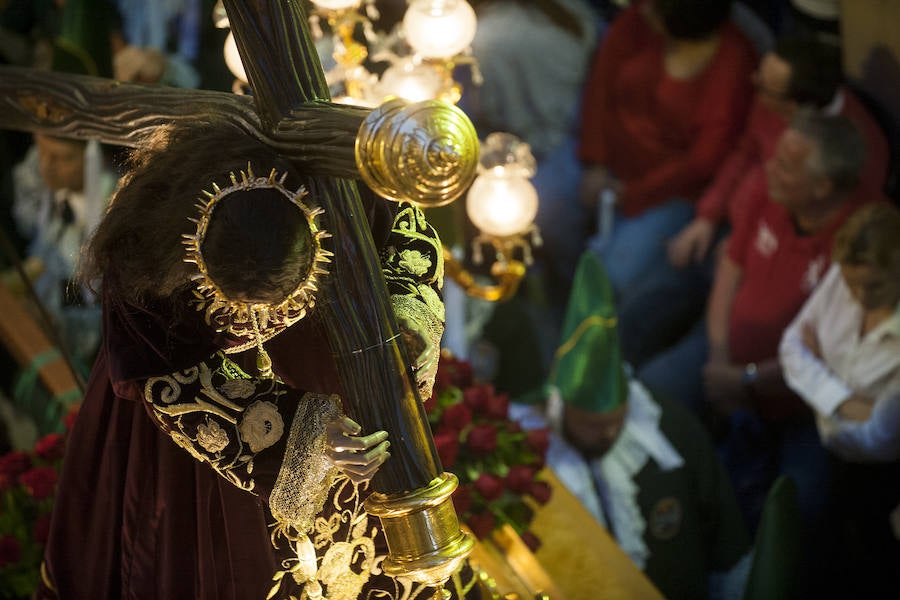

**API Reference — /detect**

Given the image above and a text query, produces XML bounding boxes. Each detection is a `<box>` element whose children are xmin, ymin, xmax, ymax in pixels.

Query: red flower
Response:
<box><xmin>506</xmin><ymin>421</ymin><xmax>522</xmax><ymax>433</ymax></box>
<box><xmin>63</xmin><ymin>404</ymin><xmax>80</xmax><ymax>431</ymax></box>
<box><xmin>525</xmin><ymin>429</ymin><xmax>550</xmax><ymax>457</ymax></box>
<box><xmin>467</xmin><ymin>510</ymin><xmax>496</xmax><ymax>539</ymax></box>
<box><xmin>0</xmin><ymin>451</ymin><xmax>32</xmax><ymax>491</ymax></box>
<box><xmin>433</xmin><ymin>431</ymin><xmax>460</xmax><ymax>469</ymax></box>
<box><xmin>462</xmin><ymin>385</ymin><xmax>491</xmax><ymax>414</ymax></box>
<box><xmin>441</xmin><ymin>402</ymin><xmax>473</xmax><ymax>431</ymax></box>
<box><xmin>0</xmin><ymin>535</ymin><xmax>21</xmax><ymax>567</ymax></box>
<box><xmin>433</xmin><ymin>368</ymin><xmax>453</xmax><ymax>395</ymax></box>
<box><xmin>484</xmin><ymin>391</ymin><xmax>510</xmax><ymax>420</ymax></box>
<box><xmin>466</xmin><ymin>424</ymin><xmax>498</xmax><ymax>456</ymax></box>
<box><xmin>474</xmin><ymin>473</ymin><xmax>505</xmax><ymax>501</ymax></box>
<box><xmin>35</xmin><ymin>433</ymin><xmax>65</xmax><ymax>462</ymax></box>
<box><xmin>33</xmin><ymin>513</ymin><xmax>52</xmax><ymax>545</ymax></box>
<box><xmin>505</xmin><ymin>465</ymin><xmax>535</xmax><ymax>494</ymax></box>
<box><xmin>19</xmin><ymin>466</ymin><xmax>58</xmax><ymax>500</ymax></box>
<box><xmin>520</xmin><ymin>530</ymin><xmax>541</xmax><ymax>552</ymax></box>
<box><xmin>423</xmin><ymin>394</ymin><xmax>438</xmax><ymax>415</ymax></box>
<box><xmin>452</xmin><ymin>484</ymin><xmax>473</xmax><ymax>516</ymax></box>
<box><xmin>528</xmin><ymin>480</ymin><xmax>552</xmax><ymax>505</ymax></box>
<box><xmin>453</xmin><ymin>362</ymin><xmax>473</xmax><ymax>388</ymax></box>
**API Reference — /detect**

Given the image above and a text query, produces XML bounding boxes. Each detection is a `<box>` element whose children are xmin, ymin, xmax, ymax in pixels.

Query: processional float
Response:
<box><xmin>0</xmin><ymin>0</ymin><xmax>481</xmax><ymax>595</ymax></box>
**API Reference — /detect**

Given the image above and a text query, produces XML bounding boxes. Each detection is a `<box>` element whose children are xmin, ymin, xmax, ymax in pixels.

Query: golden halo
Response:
<box><xmin>181</xmin><ymin>165</ymin><xmax>332</xmax><ymax>352</ymax></box>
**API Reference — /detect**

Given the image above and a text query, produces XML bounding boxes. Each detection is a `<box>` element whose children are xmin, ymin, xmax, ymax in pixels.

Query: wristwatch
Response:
<box><xmin>741</xmin><ymin>362</ymin><xmax>758</xmax><ymax>387</ymax></box>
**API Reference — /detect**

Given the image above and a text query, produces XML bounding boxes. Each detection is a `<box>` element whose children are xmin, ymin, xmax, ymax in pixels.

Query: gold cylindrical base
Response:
<box><xmin>365</xmin><ymin>472</ymin><xmax>474</xmax><ymax>586</ymax></box>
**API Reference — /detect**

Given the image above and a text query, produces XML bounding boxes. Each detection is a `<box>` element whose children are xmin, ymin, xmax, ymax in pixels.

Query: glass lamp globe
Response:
<box><xmin>403</xmin><ymin>0</ymin><xmax>477</xmax><ymax>59</ymax></box>
<box><xmin>223</xmin><ymin>31</ymin><xmax>248</xmax><ymax>83</ymax></box>
<box><xmin>466</xmin><ymin>168</ymin><xmax>539</xmax><ymax>238</ymax></box>
<box><xmin>377</xmin><ymin>60</ymin><xmax>445</xmax><ymax>102</ymax></box>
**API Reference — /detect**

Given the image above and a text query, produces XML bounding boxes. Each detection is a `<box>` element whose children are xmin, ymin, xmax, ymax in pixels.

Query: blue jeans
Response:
<box><xmin>588</xmin><ymin>199</ymin><xmax>695</xmax><ymax>297</ymax></box>
<box><xmin>636</xmin><ymin>321</ymin><xmax>708</xmax><ymax>413</ymax></box>
<box><xmin>616</xmin><ymin>227</ymin><xmax>726</xmax><ymax>368</ymax></box>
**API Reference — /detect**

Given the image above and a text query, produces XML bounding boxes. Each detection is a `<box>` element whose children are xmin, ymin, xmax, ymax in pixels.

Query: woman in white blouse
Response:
<box><xmin>780</xmin><ymin>203</ymin><xmax>900</xmax><ymax>462</ymax></box>
<box><xmin>779</xmin><ymin>202</ymin><xmax>900</xmax><ymax>596</ymax></box>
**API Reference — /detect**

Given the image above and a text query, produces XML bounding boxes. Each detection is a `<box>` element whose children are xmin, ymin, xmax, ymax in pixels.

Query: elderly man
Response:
<box><xmin>618</xmin><ymin>33</ymin><xmax>889</xmax><ymax>373</ymax></box>
<box><xmin>636</xmin><ymin>111</ymin><xmax>871</xmax><ymax>598</ymax></box>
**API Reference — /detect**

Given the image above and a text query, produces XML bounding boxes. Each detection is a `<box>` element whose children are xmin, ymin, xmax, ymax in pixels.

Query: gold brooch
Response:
<box><xmin>182</xmin><ymin>166</ymin><xmax>332</xmax><ymax>376</ymax></box>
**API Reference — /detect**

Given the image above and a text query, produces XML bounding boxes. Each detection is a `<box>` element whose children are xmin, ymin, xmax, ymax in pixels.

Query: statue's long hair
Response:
<box><xmin>81</xmin><ymin>121</ymin><xmax>313</xmax><ymax>306</ymax></box>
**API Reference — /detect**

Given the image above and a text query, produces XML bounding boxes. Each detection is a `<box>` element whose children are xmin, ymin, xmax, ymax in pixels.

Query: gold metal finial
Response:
<box><xmin>355</xmin><ymin>98</ymin><xmax>479</xmax><ymax>207</ymax></box>
<box><xmin>364</xmin><ymin>472</ymin><xmax>474</xmax><ymax>588</ymax></box>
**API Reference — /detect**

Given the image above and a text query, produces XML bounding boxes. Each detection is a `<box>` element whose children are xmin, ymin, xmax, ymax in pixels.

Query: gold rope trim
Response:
<box><xmin>548</xmin><ymin>315</ymin><xmax>617</xmax><ymax>381</ymax></box>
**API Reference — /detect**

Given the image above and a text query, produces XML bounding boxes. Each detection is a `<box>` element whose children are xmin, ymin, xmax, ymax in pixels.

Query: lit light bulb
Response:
<box><xmin>309</xmin><ymin>0</ymin><xmax>362</xmax><ymax>10</ymax></box>
<box><xmin>223</xmin><ymin>31</ymin><xmax>247</xmax><ymax>83</ymax></box>
<box><xmin>377</xmin><ymin>60</ymin><xmax>444</xmax><ymax>102</ymax></box>
<box><xmin>466</xmin><ymin>167</ymin><xmax>538</xmax><ymax>237</ymax></box>
<box><xmin>403</xmin><ymin>0</ymin><xmax>477</xmax><ymax>59</ymax></box>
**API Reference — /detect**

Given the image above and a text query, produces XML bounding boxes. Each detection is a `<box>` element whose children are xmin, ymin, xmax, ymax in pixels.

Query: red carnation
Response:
<box><xmin>528</xmin><ymin>480</ymin><xmax>552</xmax><ymax>505</ymax></box>
<box><xmin>33</xmin><ymin>513</ymin><xmax>52</xmax><ymax>545</ymax></box>
<box><xmin>433</xmin><ymin>431</ymin><xmax>460</xmax><ymax>470</ymax></box>
<box><xmin>441</xmin><ymin>402</ymin><xmax>473</xmax><ymax>431</ymax></box>
<box><xmin>35</xmin><ymin>433</ymin><xmax>65</xmax><ymax>462</ymax></box>
<box><xmin>433</xmin><ymin>368</ymin><xmax>453</xmax><ymax>395</ymax></box>
<box><xmin>520</xmin><ymin>530</ymin><xmax>542</xmax><ymax>552</ymax></box>
<box><xmin>525</xmin><ymin>429</ymin><xmax>550</xmax><ymax>457</ymax></box>
<box><xmin>0</xmin><ymin>535</ymin><xmax>21</xmax><ymax>567</ymax></box>
<box><xmin>467</xmin><ymin>510</ymin><xmax>496</xmax><ymax>540</ymax></box>
<box><xmin>466</xmin><ymin>424</ymin><xmax>498</xmax><ymax>456</ymax></box>
<box><xmin>462</xmin><ymin>385</ymin><xmax>490</xmax><ymax>414</ymax></box>
<box><xmin>63</xmin><ymin>404</ymin><xmax>80</xmax><ymax>431</ymax></box>
<box><xmin>474</xmin><ymin>473</ymin><xmax>505</xmax><ymax>501</ymax></box>
<box><xmin>0</xmin><ymin>451</ymin><xmax>32</xmax><ymax>490</ymax></box>
<box><xmin>505</xmin><ymin>465</ymin><xmax>535</xmax><ymax>494</ymax></box>
<box><xmin>19</xmin><ymin>466</ymin><xmax>58</xmax><ymax>500</ymax></box>
<box><xmin>484</xmin><ymin>391</ymin><xmax>510</xmax><ymax>420</ymax></box>
<box><xmin>452</xmin><ymin>484</ymin><xmax>473</xmax><ymax>516</ymax></box>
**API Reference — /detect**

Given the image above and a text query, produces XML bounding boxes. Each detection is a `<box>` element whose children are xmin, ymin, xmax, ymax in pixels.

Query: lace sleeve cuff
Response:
<box><xmin>270</xmin><ymin>393</ymin><xmax>341</xmax><ymax>534</ymax></box>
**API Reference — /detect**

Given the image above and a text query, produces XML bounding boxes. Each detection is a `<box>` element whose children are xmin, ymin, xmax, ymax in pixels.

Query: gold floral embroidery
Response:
<box><xmin>196</xmin><ymin>418</ymin><xmax>230</xmax><ymax>453</ymax></box>
<box><xmin>240</xmin><ymin>401</ymin><xmax>285</xmax><ymax>452</ymax></box>
<box><xmin>220</xmin><ymin>378</ymin><xmax>256</xmax><ymax>399</ymax></box>
<box><xmin>143</xmin><ymin>353</ymin><xmax>292</xmax><ymax>494</ymax></box>
<box><xmin>399</xmin><ymin>249</ymin><xmax>432</xmax><ymax>276</ymax></box>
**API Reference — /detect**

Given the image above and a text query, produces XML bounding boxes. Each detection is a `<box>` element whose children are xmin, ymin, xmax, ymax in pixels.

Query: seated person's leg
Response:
<box><xmin>777</xmin><ymin>420</ymin><xmax>833</xmax><ymax>599</ymax></box>
<box><xmin>617</xmin><ymin>259</ymin><xmax>709</xmax><ymax>368</ymax></box>
<box><xmin>588</xmin><ymin>199</ymin><xmax>694</xmax><ymax>296</ymax></box>
<box><xmin>636</xmin><ymin>321</ymin><xmax>707</xmax><ymax>413</ymax></box>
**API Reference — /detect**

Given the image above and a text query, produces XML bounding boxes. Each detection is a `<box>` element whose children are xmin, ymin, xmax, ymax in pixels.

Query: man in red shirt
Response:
<box><xmin>638</xmin><ymin>111</ymin><xmax>871</xmax><ymax>596</ymax></box>
<box><xmin>669</xmin><ymin>34</ymin><xmax>889</xmax><ymax>267</ymax></box>
<box><xmin>618</xmin><ymin>33</ymin><xmax>890</xmax><ymax>371</ymax></box>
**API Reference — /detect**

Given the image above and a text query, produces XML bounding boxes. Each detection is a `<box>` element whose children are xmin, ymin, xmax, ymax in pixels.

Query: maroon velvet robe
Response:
<box><xmin>37</xmin><ymin>197</ymin><xmax>476</xmax><ymax>599</ymax></box>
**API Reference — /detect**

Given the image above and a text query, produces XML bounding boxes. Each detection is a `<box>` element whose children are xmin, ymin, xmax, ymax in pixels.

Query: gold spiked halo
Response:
<box><xmin>182</xmin><ymin>165</ymin><xmax>333</xmax><ymax>376</ymax></box>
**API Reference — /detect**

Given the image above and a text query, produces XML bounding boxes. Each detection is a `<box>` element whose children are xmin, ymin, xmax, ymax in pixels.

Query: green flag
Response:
<box><xmin>548</xmin><ymin>251</ymin><xmax>628</xmax><ymax>413</ymax></box>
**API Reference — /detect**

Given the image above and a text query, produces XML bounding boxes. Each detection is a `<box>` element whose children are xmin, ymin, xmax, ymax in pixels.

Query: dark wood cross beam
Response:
<box><xmin>0</xmin><ymin>67</ymin><xmax>369</xmax><ymax>178</ymax></box>
<box><xmin>0</xmin><ymin>0</ymin><xmax>455</xmax><ymax>496</ymax></box>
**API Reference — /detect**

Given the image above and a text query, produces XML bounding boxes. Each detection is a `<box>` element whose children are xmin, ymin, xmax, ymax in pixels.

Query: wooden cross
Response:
<box><xmin>0</xmin><ymin>0</ymin><xmax>477</xmax><ymax>584</ymax></box>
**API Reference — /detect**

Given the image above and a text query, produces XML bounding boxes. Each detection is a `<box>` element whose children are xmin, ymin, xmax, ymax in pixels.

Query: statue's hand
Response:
<box><xmin>397</xmin><ymin>317</ymin><xmax>438</xmax><ymax>399</ymax></box>
<box><xmin>325</xmin><ymin>416</ymin><xmax>390</xmax><ymax>485</ymax></box>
